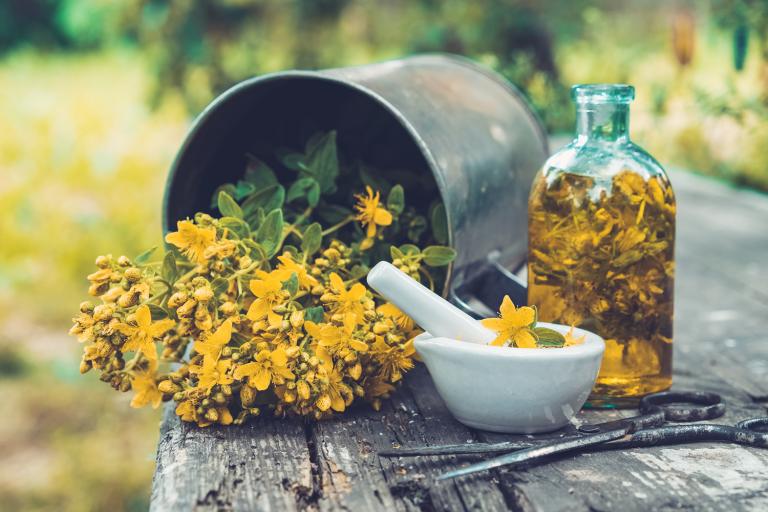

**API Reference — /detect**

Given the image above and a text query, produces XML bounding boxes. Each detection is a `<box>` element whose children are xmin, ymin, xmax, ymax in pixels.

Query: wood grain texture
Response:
<box><xmin>151</xmin><ymin>170</ymin><xmax>768</xmax><ymax>511</ymax></box>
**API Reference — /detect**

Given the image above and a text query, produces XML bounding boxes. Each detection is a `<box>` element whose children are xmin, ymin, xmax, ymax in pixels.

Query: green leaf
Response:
<box><xmin>390</xmin><ymin>246</ymin><xmax>404</xmax><ymax>261</ymax></box>
<box><xmin>387</xmin><ymin>184</ymin><xmax>405</xmax><ymax>215</ymax></box>
<box><xmin>422</xmin><ymin>246</ymin><xmax>456</xmax><ymax>266</ymax></box>
<box><xmin>134</xmin><ymin>246</ymin><xmax>158</xmax><ymax>264</ymax></box>
<box><xmin>399</xmin><ymin>244</ymin><xmax>421</xmax><ymax>256</ymax></box>
<box><xmin>219</xmin><ymin>216</ymin><xmax>251</xmax><ymax>238</ymax></box>
<box><xmin>287</xmin><ymin>177</ymin><xmax>321</xmax><ymax>207</ymax></box>
<box><xmin>244</xmin><ymin>154</ymin><xmax>278</xmax><ymax>188</ymax></box>
<box><xmin>304</xmin><ymin>130</ymin><xmax>339</xmax><ymax>193</ymax></box>
<box><xmin>210</xmin><ymin>184</ymin><xmax>237</xmax><ymax>209</ymax></box>
<box><xmin>304</xmin><ymin>306</ymin><xmax>325</xmax><ymax>324</ymax></box>
<box><xmin>245</xmin><ymin>207</ymin><xmax>265</xmax><ymax>232</ymax></box>
<box><xmin>211</xmin><ymin>278</ymin><xmax>228</xmax><ymax>297</ymax></box>
<box><xmin>242</xmin><ymin>184</ymin><xmax>285</xmax><ymax>218</ymax></box>
<box><xmin>316</xmin><ymin>204</ymin><xmax>352</xmax><ymax>224</ymax></box>
<box><xmin>349</xmin><ymin>264</ymin><xmax>369</xmax><ymax>279</ymax></box>
<box><xmin>147</xmin><ymin>304</ymin><xmax>171</xmax><ymax>320</ymax></box>
<box><xmin>243</xmin><ymin>239</ymin><xmax>266</xmax><ymax>260</ymax></box>
<box><xmin>282</xmin><ymin>245</ymin><xmax>299</xmax><ymax>259</ymax></box>
<box><xmin>532</xmin><ymin>327</ymin><xmax>566</xmax><ymax>347</ymax></box>
<box><xmin>430</xmin><ymin>202</ymin><xmax>449</xmax><ymax>245</ymax></box>
<box><xmin>234</xmin><ymin>181</ymin><xmax>256</xmax><ymax>200</ymax></box>
<box><xmin>277</xmin><ymin>150</ymin><xmax>306</xmax><ymax>171</ymax></box>
<box><xmin>407</xmin><ymin>215</ymin><xmax>428</xmax><ymax>242</ymax></box>
<box><xmin>217</xmin><ymin>191</ymin><xmax>243</xmax><ymax>219</ymax></box>
<box><xmin>256</xmin><ymin>209</ymin><xmax>284</xmax><ymax>258</ymax></box>
<box><xmin>301</xmin><ymin>222</ymin><xmax>323</xmax><ymax>257</ymax></box>
<box><xmin>282</xmin><ymin>272</ymin><xmax>299</xmax><ymax>296</ymax></box>
<box><xmin>161</xmin><ymin>251</ymin><xmax>177</xmax><ymax>283</ymax></box>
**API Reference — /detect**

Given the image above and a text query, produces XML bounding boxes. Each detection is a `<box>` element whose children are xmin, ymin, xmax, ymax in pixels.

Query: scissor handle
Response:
<box><xmin>639</xmin><ymin>390</ymin><xmax>725</xmax><ymax>422</ymax></box>
<box><xmin>735</xmin><ymin>417</ymin><xmax>768</xmax><ymax>432</ymax></box>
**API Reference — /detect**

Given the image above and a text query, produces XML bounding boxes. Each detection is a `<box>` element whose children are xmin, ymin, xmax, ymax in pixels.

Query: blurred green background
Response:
<box><xmin>1</xmin><ymin>0</ymin><xmax>767</xmax><ymax>509</ymax></box>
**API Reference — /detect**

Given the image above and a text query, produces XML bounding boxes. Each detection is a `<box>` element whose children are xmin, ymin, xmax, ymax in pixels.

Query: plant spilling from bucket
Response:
<box><xmin>481</xmin><ymin>295</ymin><xmax>585</xmax><ymax>349</ymax></box>
<box><xmin>69</xmin><ymin>131</ymin><xmax>456</xmax><ymax>426</ymax></box>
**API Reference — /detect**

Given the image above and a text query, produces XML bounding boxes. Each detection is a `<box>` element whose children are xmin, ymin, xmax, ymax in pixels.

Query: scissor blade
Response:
<box><xmin>379</xmin><ymin>440</ymin><xmax>538</xmax><ymax>457</ymax></box>
<box><xmin>436</xmin><ymin>426</ymin><xmax>630</xmax><ymax>481</ymax></box>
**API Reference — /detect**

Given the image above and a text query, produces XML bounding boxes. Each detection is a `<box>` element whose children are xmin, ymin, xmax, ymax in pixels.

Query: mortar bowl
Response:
<box><xmin>414</xmin><ymin>323</ymin><xmax>605</xmax><ymax>434</ymax></box>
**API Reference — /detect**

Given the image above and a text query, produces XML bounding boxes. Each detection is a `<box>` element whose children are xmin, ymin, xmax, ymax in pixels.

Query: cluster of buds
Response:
<box><xmin>70</xmin><ymin>150</ymin><xmax>455</xmax><ymax>426</ymax></box>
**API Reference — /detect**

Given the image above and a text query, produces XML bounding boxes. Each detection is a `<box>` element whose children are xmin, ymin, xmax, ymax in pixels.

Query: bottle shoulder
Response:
<box><xmin>543</xmin><ymin>139</ymin><xmax>669</xmax><ymax>183</ymax></box>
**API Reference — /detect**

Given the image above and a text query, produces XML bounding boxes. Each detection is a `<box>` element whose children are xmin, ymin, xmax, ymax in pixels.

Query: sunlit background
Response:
<box><xmin>1</xmin><ymin>1</ymin><xmax>766</xmax><ymax>509</ymax></box>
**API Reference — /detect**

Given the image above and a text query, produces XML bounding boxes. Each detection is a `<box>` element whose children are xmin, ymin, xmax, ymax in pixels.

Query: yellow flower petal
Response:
<box><xmin>135</xmin><ymin>304</ymin><xmax>151</xmax><ymax>328</ymax></box>
<box><xmin>514</xmin><ymin>329</ymin><xmax>538</xmax><ymax>348</ymax></box>
<box><xmin>252</xmin><ymin>368</ymin><xmax>272</xmax><ymax>391</ymax></box>
<box><xmin>374</xmin><ymin>208</ymin><xmax>392</xmax><ymax>226</ymax></box>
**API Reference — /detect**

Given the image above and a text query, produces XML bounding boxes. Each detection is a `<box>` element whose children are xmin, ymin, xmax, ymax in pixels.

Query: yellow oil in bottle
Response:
<box><xmin>528</xmin><ymin>169</ymin><xmax>675</xmax><ymax>407</ymax></box>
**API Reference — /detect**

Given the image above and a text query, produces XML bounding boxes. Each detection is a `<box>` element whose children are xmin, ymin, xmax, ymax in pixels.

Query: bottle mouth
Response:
<box><xmin>572</xmin><ymin>84</ymin><xmax>635</xmax><ymax>104</ymax></box>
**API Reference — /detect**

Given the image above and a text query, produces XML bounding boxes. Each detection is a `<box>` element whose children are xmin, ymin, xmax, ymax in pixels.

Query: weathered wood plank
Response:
<box><xmin>150</xmin><ymin>405</ymin><xmax>314</xmax><ymax>511</ymax></box>
<box><xmin>313</xmin><ymin>366</ymin><xmax>511</xmax><ymax>511</ymax></box>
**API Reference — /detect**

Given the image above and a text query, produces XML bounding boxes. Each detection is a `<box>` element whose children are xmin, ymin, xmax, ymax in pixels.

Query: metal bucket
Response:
<box><xmin>163</xmin><ymin>54</ymin><xmax>547</xmax><ymax>316</ymax></box>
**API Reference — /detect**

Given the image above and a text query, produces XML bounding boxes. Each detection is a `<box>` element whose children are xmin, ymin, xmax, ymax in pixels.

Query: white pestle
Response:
<box><xmin>366</xmin><ymin>262</ymin><xmax>496</xmax><ymax>344</ymax></box>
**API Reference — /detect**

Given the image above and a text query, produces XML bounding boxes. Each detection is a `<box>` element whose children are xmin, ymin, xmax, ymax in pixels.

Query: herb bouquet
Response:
<box><xmin>69</xmin><ymin>131</ymin><xmax>456</xmax><ymax>426</ymax></box>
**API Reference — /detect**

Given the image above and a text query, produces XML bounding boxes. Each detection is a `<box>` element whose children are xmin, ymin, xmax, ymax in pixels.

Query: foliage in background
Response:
<box><xmin>4</xmin><ymin>1</ymin><xmax>768</xmax><ymax>509</ymax></box>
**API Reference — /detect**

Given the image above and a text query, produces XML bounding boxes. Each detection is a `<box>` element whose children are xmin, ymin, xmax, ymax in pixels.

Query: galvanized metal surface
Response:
<box><xmin>163</xmin><ymin>54</ymin><xmax>548</xmax><ymax>298</ymax></box>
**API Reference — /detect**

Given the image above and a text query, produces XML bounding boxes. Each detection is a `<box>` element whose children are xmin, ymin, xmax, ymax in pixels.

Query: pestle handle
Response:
<box><xmin>366</xmin><ymin>262</ymin><xmax>495</xmax><ymax>344</ymax></box>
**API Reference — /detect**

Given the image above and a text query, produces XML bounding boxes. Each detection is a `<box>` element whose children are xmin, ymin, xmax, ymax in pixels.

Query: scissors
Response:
<box><xmin>378</xmin><ymin>390</ymin><xmax>768</xmax><ymax>481</ymax></box>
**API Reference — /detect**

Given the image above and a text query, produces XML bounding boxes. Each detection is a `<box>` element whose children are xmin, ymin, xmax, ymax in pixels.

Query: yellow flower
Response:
<box><xmin>325</xmin><ymin>272</ymin><xmax>366</xmax><ymax>331</ymax></box>
<box><xmin>272</xmin><ymin>253</ymin><xmax>318</xmax><ymax>290</ymax></box>
<box><xmin>234</xmin><ymin>347</ymin><xmax>294</xmax><ymax>391</ymax></box>
<box><xmin>305</xmin><ymin>321</ymin><xmax>368</xmax><ymax>353</ymax></box>
<box><xmin>377</xmin><ymin>303</ymin><xmax>415</xmax><ymax>332</ymax></box>
<box><xmin>354</xmin><ymin>186</ymin><xmax>392</xmax><ymax>242</ymax></box>
<box><xmin>130</xmin><ymin>364</ymin><xmax>162</xmax><ymax>409</ymax></box>
<box><xmin>165</xmin><ymin>220</ymin><xmax>217</xmax><ymax>263</ymax></box>
<box><xmin>247</xmin><ymin>274</ymin><xmax>286</xmax><ymax>327</ymax></box>
<box><xmin>480</xmin><ymin>296</ymin><xmax>537</xmax><ymax>348</ymax></box>
<box><xmin>69</xmin><ymin>312</ymin><xmax>95</xmax><ymax>342</ymax></box>
<box><xmin>372</xmin><ymin>337</ymin><xmax>415</xmax><ymax>383</ymax></box>
<box><xmin>315</xmin><ymin>368</ymin><xmax>353</xmax><ymax>413</ymax></box>
<box><xmin>204</xmin><ymin>238</ymin><xmax>237</xmax><ymax>260</ymax></box>
<box><xmin>115</xmin><ymin>305</ymin><xmax>175</xmax><ymax>361</ymax></box>
<box><xmin>190</xmin><ymin>356</ymin><xmax>234</xmax><ymax>392</ymax></box>
<box><xmin>194</xmin><ymin>318</ymin><xmax>233</xmax><ymax>361</ymax></box>
<box><xmin>564</xmin><ymin>326</ymin><xmax>586</xmax><ymax>347</ymax></box>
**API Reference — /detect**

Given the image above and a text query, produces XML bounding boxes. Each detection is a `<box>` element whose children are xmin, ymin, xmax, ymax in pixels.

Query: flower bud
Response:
<box><xmin>93</xmin><ymin>304</ymin><xmax>115</xmax><ymax>321</ymax></box>
<box><xmin>117</xmin><ymin>255</ymin><xmax>131</xmax><ymax>267</ymax></box>
<box><xmin>79</xmin><ymin>301</ymin><xmax>94</xmax><ymax>313</ymax></box>
<box><xmin>117</xmin><ymin>292</ymin><xmax>139</xmax><ymax>308</ymax></box>
<box><xmin>173</xmin><ymin>392</ymin><xmax>185</xmax><ymax>402</ymax></box>
<box><xmin>221</xmin><ymin>384</ymin><xmax>232</xmax><ymax>396</ymax></box>
<box><xmin>290</xmin><ymin>310</ymin><xmax>304</xmax><ymax>328</ymax></box>
<box><xmin>176</xmin><ymin>299</ymin><xmax>197</xmax><ymax>318</ymax></box>
<box><xmin>101</xmin><ymin>286</ymin><xmax>123</xmax><ymax>303</ymax></box>
<box><xmin>88</xmin><ymin>282</ymin><xmax>109</xmax><ymax>297</ymax></box>
<box><xmin>240</xmin><ymin>385</ymin><xmax>257</xmax><ymax>407</ymax></box>
<box><xmin>238</xmin><ymin>255</ymin><xmax>253</xmax><ymax>269</ymax></box>
<box><xmin>95</xmin><ymin>255</ymin><xmax>111</xmax><ymax>268</ymax></box>
<box><xmin>194</xmin><ymin>286</ymin><xmax>214</xmax><ymax>302</ymax></box>
<box><xmin>158</xmin><ymin>380</ymin><xmax>180</xmax><ymax>394</ymax></box>
<box><xmin>205</xmin><ymin>408</ymin><xmax>219</xmax><ymax>422</ymax></box>
<box><xmin>311</xmin><ymin>285</ymin><xmax>325</xmax><ymax>296</ymax></box>
<box><xmin>373</xmin><ymin>322</ymin><xmax>390</xmax><ymax>335</ymax></box>
<box><xmin>124</xmin><ymin>267</ymin><xmax>142</xmax><ymax>282</ymax></box>
<box><xmin>322</xmin><ymin>248</ymin><xmax>340</xmax><ymax>261</ymax></box>
<box><xmin>79</xmin><ymin>360</ymin><xmax>92</xmax><ymax>374</ymax></box>
<box><xmin>285</xmin><ymin>346</ymin><xmax>300</xmax><ymax>359</ymax></box>
<box><xmin>214</xmin><ymin>392</ymin><xmax>227</xmax><ymax>405</ymax></box>
<box><xmin>392</xmin><ymin>258</ymin><xmax>402</xmax><ymax>267</ymax></box>
<box><xmin>219</xmin><ymin>301</ymin><xmax>237</xmax><ymax>316</ymax></box>
<box><xmin>168</xmin><ymin>292</ymin><xmax>188</xmax><ymax>309</ymax></box>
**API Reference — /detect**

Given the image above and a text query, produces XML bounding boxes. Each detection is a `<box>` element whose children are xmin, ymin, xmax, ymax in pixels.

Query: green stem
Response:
<box><xmin>321</xmin><ymin>216</ymin><xmax>355</xmax><ymax>236</ymax></box>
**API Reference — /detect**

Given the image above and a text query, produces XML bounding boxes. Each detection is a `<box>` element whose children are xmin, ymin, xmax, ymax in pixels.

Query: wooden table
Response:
<box><xmin>150</xmin><ymin>170</ymin><xmax>768</xmax><ymax>511</ymax></box>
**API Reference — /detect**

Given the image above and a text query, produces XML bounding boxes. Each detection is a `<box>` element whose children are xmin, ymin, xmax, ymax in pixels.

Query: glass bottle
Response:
<box><xmin>527</xmin><ymin>84</ymin><xmax>675</xmax><ymax>407</ymax></box>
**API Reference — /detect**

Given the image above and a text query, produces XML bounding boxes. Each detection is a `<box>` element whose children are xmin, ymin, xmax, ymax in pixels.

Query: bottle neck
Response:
<box><xmin>575</xmin><ymin>102</ymin><xmax>630</xmax><ymax>144</ymax></box>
